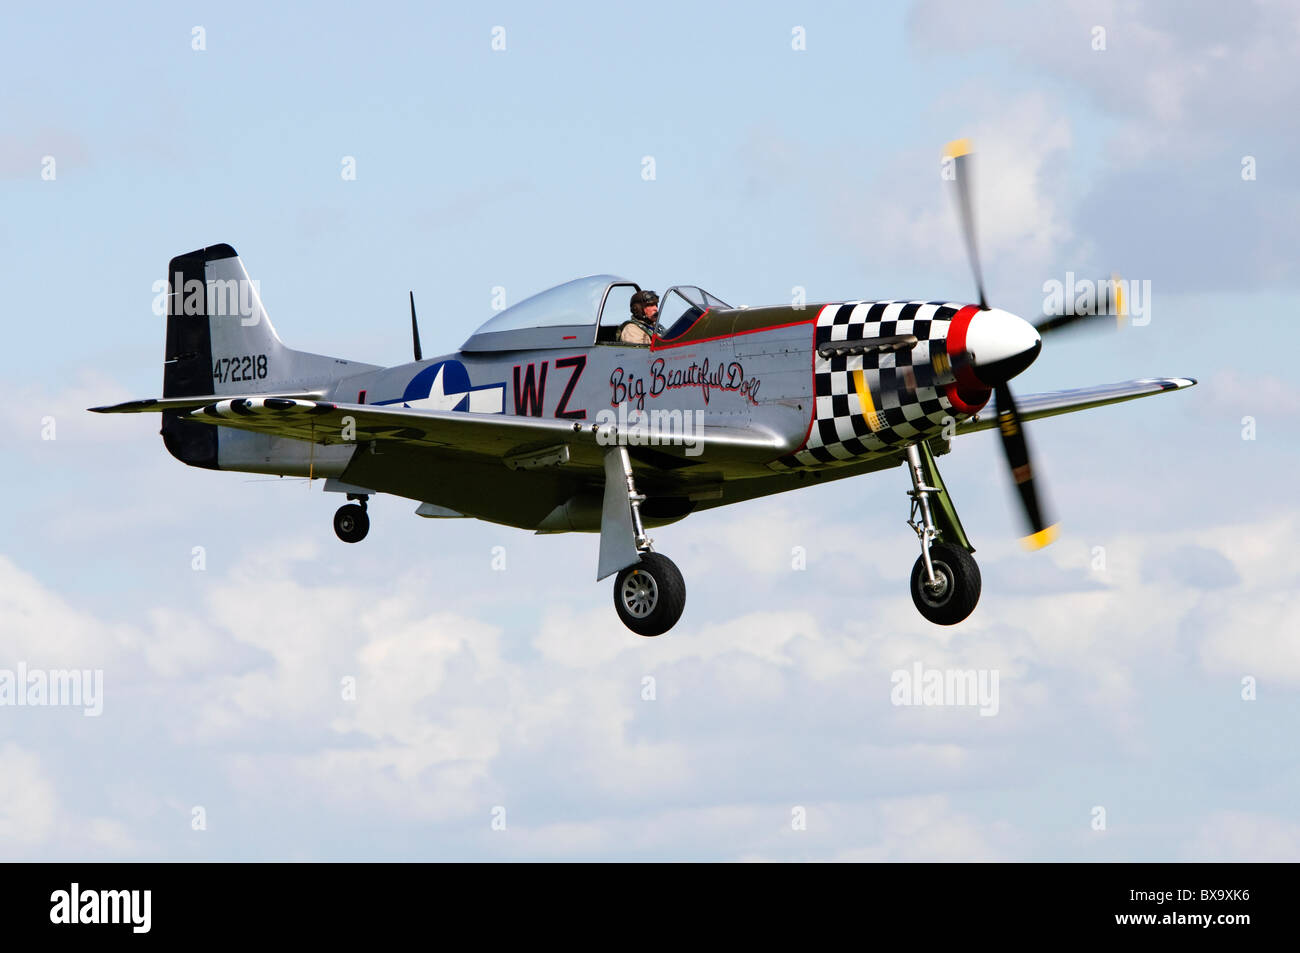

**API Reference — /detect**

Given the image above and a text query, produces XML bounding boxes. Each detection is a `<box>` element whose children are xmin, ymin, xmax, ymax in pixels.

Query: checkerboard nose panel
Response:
<box><xmin>771</xmin><ymin>301</ymin><xmax>966</xmax><ymax>469</ymax></box>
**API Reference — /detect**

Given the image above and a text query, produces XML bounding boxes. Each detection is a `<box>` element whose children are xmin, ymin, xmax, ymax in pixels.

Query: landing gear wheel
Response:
<box><xmin>910</xmin><ymin>542</ymin><xmax>981</xmax><ymax>625</ymax></box>
<box><xmin>613</xmin><ymin>553</ymin><xmax>686</xmax><ymax>637</ymax></box>
<box><xmin>333</xmin><ymin>503</ymin><xmax>370</xmax><ymax>543</ymax></box>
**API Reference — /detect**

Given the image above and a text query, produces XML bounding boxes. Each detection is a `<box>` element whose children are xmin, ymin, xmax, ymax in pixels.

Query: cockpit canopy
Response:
<box><xmin>462</xmin><ymin>275</ymin><xmax>629</xmax><ymax>352</ymax></box>
<box><xmin>460</xmin><ymin>275</ymin><xmax>730</xmax><ymax>352</ymax></box>
<box><xmin>656</xmin><ymin>285</ymin><xmax>732</xmax><ymax>341</ymax></box>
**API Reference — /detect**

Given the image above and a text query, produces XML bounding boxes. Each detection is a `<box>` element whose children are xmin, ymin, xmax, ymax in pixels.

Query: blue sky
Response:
<box><xmin>2</xmin><ymin>0</ymin><xmax>1299</xmax><ymax>860</ymax></box>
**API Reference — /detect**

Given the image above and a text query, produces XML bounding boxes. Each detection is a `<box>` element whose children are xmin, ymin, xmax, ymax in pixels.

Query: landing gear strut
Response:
<box><xmin>904</xmin><ymin>443</ymin><xmax>980</xmax><ymax>625</ymax></box>
<box><xmin>333</xmin><ymin>494</ymin><xmax>370</xmax><ymax>544</ymax></box>
<box><xmin>603</xmin><ymin>446</ymin><xmax>686</xmax><ymax>636</ymax></box>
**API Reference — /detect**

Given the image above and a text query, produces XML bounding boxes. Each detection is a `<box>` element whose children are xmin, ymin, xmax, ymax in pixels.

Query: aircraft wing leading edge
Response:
<box><xmin>956</xmin><ymin>377</ymin><xmax>1196</xmax><ymax>434</ymax></box>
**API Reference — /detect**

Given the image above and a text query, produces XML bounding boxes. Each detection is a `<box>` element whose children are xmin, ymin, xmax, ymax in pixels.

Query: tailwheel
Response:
<box><xmin>910</xmin><ymin>542</ymin><xmax>981</xmax><ymax>625</ymax></box>
<box><xmin>613</xmin><ymin>553</ymin><xmax>686</xmax><ymax>637</ymax></box>
<box><xmin>333</xmin><ymin>503</ymin><xmax>370</xmax><ymax>543</ymax></box>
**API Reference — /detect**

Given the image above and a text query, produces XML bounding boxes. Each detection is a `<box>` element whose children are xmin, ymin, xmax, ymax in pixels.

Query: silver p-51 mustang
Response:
<box><xmin>93</xmin><ymin>142</ymin><xmax>1194</xmax><ymax>636</ymax></box>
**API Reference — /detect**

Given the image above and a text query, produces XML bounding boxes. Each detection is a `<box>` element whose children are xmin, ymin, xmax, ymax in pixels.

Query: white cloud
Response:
<box><xmin>0</xmin><ymin>555</ymin><xmax>135</xmax><ymax>668</ymax></box>
<box><xmin>838</xmin><ymin>795</ymin><xmax>1013</xmax><ymax>862</ymax></box>
<box><xmin>823</xmin><ymin>90</ymin><xmax>1076</xmax><ymax>295</ymax></box>
<box><xmin>911</xmin><ymin>0</ymin><xmax>1300</xmax><ymax>140</ymax></box>
<box><xmin>0</xmin><ymin>372</ymin><xmax>133</xmax><ymax>449</ymax></box>
<box><xmin>1187</xmin><ymin>810</ymin><xmax>1300</xmax><ymax>861</ymax></box>
<box><xmin>906</xmin><ymin>0</ymin><xmax>1300</xmax><ymax>291</ymax></box>
<box><xmin>0</xmin><ymin>743</ymin><xmax>58</xmax><ymax>851</ymax></box>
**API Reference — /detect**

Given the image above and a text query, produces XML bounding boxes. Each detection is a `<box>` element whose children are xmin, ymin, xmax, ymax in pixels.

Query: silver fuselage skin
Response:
<box><xmin>206</xmin><ymin>299</ymin><xmax>989</xmax><ymax>532</ymax></box>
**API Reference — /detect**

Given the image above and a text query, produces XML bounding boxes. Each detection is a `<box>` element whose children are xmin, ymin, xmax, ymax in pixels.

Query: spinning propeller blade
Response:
<box><xmin>993</xmin><ymin>382</ymin><xmax>1058</xmax><ymax>549</ymax></box>
<box><xmin>944</xmin><ymin>138</ymin><xmax>1057</xmax><ymax>548</ymax></box>
<box><xmin>944</xmin><ymin>138</ymin><xmax>988</xmax><ymax>310</ymax></box>
<box><xmin>1034</xmin><ymin>274</ymin><xmax>1128</xmax><ymax>338</ymax></box>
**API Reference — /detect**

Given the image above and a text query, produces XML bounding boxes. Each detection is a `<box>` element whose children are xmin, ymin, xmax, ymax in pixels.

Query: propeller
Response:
<box><xmin>1033</xmin><ymin>274</ymin><xmax>1127</xmax><ymax>338</ymax></box>
<box><xmin>992</xmin><ymin>382</ymin><xmax>1058</xmax><ymax>549</ymax></box>
<box><xmin>944</xmin><ymin>138</ymin><xmax>1057</xmax><ymax>549</ymax></box>
<box><xmin>944</xmin><ymin>139</ymin><xmax>988</xmax><ymax>310</ymax></box>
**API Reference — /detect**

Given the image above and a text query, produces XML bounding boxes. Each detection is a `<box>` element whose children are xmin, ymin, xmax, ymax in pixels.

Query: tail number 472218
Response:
<box><xmin>213</xmin><ymin>354</ymin><xmax>268</xmax><ymax>384</ymax></box>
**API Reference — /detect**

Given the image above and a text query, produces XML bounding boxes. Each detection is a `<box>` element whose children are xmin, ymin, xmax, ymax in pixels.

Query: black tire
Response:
<box><xmin>333</xmin><ymin>504</ymin><xmax>370</xmax><ymax>543</ymax></box>
<box><xmin>909</xmin><ymin>542</ymin><xmax>981</xmax><ymax>625</ymax></box>
<box><xmin>613</xmin><ymin>553</ymin><xmax>686</xmax><ymax>637</ymax></box>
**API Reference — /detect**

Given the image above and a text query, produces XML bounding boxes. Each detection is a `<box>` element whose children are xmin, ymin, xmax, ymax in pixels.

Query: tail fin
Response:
<box><xmin>160</xmin><ymin>243</ymin><xmax>368</xmax><ymax>468</ymax></box>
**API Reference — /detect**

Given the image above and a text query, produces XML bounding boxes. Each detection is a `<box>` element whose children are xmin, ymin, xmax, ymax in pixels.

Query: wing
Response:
<box><xmin>957</xmin><ymin>377</ymin><xmax>1196</xmax><ymax>433</ymax></box>
<box><xmin>92</xmin><ymin>394</ymin><xmax>792</xmax><ymax>468</ymax></box>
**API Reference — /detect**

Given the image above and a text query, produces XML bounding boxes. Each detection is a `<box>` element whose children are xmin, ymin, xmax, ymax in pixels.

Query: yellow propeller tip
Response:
<box><xmin>1021</xmin><ymin>524</ymin><xmax>1060</xmax><ymax>551</ymax></box>
<box><xmin>944</xmin><ymin>138</ymin><xmax>974</xmax><ymax>158</ymax></box>
<box><xmin>1111</xmin><ymin>273</ymin><xmax>1126</xmax><ymax>321</ymax></box>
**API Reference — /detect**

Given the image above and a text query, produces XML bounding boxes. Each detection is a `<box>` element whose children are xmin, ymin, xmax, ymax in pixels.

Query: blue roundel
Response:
<box><xmin>401</xmin><ymin>360</ymin><xmax>472</xmax><ymax>404</ymax></box>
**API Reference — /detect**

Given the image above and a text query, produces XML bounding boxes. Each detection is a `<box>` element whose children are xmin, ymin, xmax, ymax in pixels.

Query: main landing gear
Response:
<box><xmin>904</xmin><ymin>443</ymin><xmax>981</xmax><ymax>625</ymax></box>
<box><xmin>614</xmin><ymin>553</ymin><xmax>686</xmax><ymax>637</ymax></box>
<box><xmin>333</xmin><ymin>494</ymin><xmax>370</xmax><ymax>543</ymax></box>
<box><xmin>603</xmin><ymin>446</ymin><xmax>686</xmax><ymax>637</ymax></box>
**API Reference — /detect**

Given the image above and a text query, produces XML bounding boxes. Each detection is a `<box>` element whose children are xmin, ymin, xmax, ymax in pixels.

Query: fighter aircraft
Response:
<box><xmin>92</xmin><ymin>141</ymin><xmax>1194</xmax><ymax>636</ymax></box>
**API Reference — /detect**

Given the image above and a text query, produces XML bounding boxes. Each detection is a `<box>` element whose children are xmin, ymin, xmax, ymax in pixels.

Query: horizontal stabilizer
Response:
<box><xmin>89</xmin><ymin>392</ymin><xmax>326</xmax><ymax>414</ymax></box>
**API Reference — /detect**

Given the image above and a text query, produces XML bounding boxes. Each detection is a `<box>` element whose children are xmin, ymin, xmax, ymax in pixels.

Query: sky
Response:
<box><xmin>2</xmin><ymin>0</ymin><xmax>1299</xmax><ymax>860</ymax></box>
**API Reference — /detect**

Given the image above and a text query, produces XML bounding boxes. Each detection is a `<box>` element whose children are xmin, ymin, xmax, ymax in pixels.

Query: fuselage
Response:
<box><xmin>327</xmin><ymin>299</ymin><xmax>1018</xmax><ymax>463</ymax></box>
<box><xmin>204</xmin><ymin>296</ymin><xmax>1041</xmax><ymax>531</ymax></box>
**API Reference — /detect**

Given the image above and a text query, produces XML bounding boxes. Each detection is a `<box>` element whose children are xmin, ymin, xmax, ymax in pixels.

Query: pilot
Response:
<box><xmin>619</xmin><ymin>290</ymin><xmax>660</xmax><ymax>345</ymax></box>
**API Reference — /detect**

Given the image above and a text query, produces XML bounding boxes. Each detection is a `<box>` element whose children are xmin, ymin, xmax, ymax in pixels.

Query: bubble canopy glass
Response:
<box><xmin>459</xmin><ymin>275</ymin><xmax>729</xmax><ymax>351</ymax></box>
<box><xmin>473</xmin><ymin>276</ymin><xmax>628</xmax><ymax>334</ymax></box>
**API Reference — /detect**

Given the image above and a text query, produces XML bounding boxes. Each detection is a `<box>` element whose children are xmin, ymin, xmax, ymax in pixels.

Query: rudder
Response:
<box><xmin>159</xmin><ymin>243</ymin><xmax>367</xmax><ymax>469</ymax></box>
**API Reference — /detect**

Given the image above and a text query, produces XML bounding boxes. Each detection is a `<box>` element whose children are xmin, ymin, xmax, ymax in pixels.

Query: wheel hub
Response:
<box><xmin>920</xmin><ymin>562</ymin><xmax>952</xmax><ymax>605</ymax></box>
<box><xmin>620</xmin><ymin>570</ymin><xmax>659</xmax><ymax>618</ymax></box>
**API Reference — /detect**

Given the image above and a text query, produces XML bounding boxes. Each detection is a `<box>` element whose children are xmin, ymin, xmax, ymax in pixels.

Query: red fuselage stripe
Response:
<box><xmin>788</xmin><ymin>305</ymin><xmax>836</xmax><ymax>454</ymax></box>
<box><xmin>650</xmin><ymin>314</ymin><xmax>814</xmax><ymax>351</ymax></box>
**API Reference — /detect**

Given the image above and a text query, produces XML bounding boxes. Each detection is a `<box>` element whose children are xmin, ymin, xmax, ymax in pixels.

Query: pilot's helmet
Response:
<box><xmin>630</xmin><ymin>289</ymin><xmax>659</xmax><ymax>318</ymax></box>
